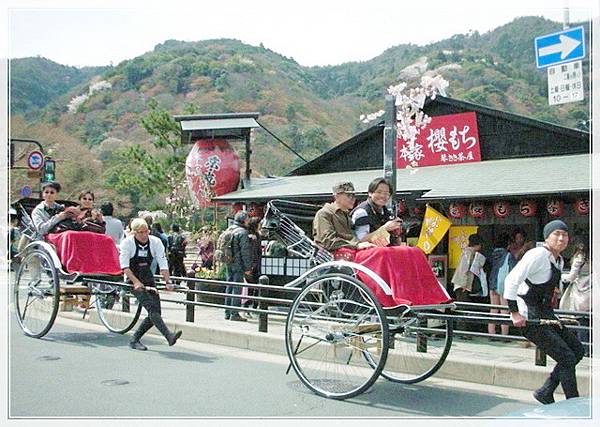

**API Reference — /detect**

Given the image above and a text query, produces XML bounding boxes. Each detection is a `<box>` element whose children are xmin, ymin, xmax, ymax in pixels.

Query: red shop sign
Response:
<box><xmin>396</xmin><ymin>112</ymin><xmax>482</xmax><ymax>168</ymax></box>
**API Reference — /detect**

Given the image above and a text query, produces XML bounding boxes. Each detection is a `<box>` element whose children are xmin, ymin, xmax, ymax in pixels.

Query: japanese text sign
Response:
<box><xmin>396</xmin><ymin>112</ymin><xmax>482</xmax><ymax>168</ymax></box>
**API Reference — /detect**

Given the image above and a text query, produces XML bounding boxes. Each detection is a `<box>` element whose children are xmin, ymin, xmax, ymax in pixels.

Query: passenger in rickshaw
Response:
<box><xmin>76</xmin><ymin>191</ymin><xmax>106</xmax><ymax>233</ymax></box>
<box><xmin>314</xmin><ymin>181</ymin><xmax>451</xmax><ymax>308</ymax></box>
<box><xmin>31</xmin><ymin>181</ymin><xmax>121</xmax><ymax>276</ymax></box>
<box><xmin>351</xmin><ymin>177</ymin><xmax>403</xmax><ymax>247</ymax></box>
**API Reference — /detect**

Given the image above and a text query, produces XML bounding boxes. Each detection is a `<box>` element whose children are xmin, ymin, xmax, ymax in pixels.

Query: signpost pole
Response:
<box><xmin>383</xmin><ymin>95</ymin><xmax>397</xmax><ymax>204</ymax></box>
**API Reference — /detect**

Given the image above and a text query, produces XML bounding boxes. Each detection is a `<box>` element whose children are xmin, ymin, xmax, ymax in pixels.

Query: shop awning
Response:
<box><xmin>214</xmin><ymin>154</ymin><xmax>591</xmax><ymax>203</ymax></box>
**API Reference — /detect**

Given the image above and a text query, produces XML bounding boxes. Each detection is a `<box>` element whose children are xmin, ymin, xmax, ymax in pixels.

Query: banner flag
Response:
<box><xmin>416</xmin><ymin>205</ymin><xmax>452</xmax><ymax>254</ymax></box>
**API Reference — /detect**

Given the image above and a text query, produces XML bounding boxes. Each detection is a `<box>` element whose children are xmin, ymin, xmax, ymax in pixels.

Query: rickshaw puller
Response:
<box><xmin>120</xmin><ymin>218</ymin><xmax>182</xmax><ymax>351</ymax></box>
<box><xmin>504</xmin><ymin>220</ymin><xmax>584</xmax><ymax>404</ymax></box>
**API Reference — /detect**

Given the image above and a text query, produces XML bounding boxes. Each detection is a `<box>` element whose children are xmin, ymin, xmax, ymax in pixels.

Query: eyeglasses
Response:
<box><xmin>81</xmin><ymin>198</ymin><xmax>93</xmax><ymax>201</ymax></box>
<box><xmin>373</xmin><ymin>190</ymin><xmax>391</xmax><ymax>196</ymax></box>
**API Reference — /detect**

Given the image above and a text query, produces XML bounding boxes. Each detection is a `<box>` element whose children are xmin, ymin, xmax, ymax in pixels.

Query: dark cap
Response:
<box><xmin>234</xmin><ymin>210</ymin><xmax>249</xmax><ymax>223</ymax></box>
<box><xmin>543</xmin><ymin>220</ymin><xmax>568</xmax><ymax>239</ymax></box>
<box><xmin>332</xmin><ymin>181</ymin><xmax>355</xmax><ymax>195</ymax></box>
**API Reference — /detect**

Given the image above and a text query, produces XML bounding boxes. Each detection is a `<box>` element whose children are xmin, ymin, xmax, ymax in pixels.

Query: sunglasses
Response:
<box><xmin>43</xmin><ymin>190</ymin><xmax>57</xmax><ymax>194</ymax></box>
<box><xmin>81</xmin><ymin>198</ymin><xmax>94</xmax><ymax>201</ymax></box>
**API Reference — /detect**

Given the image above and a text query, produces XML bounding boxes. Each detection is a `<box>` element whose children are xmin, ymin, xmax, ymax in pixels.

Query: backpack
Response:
<box><xmin>214</xmin><ymin>226</ymin><xmax>236</xmax><ymax>264</ymax></box>
<box><xmin>169</xmin><ymin>234</ymin><xmax>185</xmax><ymax>256</ymax></box>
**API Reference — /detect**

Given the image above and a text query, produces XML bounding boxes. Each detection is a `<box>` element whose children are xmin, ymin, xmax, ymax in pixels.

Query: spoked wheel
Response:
<box><xmin>365</xmin><ymin>311</ymin><xmax>453</xmax><ymax>384</ymax></box>
<box><xmin>285</xmin><ymin>273</ymin><xmax>389</xmax><ymax>399</ymax></box>
<box><xmin>13</xmin><ymin>249</ymin><xmax>60</xmax><ymax>338</ymax></box>
<box><xmin>94</xmin><ymin>282</ymin><xmax>141</xmax><ymax>334</ymax></box>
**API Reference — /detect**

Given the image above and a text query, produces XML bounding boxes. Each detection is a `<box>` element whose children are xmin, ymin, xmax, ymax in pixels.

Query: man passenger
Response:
<box><xmin>313</xmin><ymin>181</ymin><xmax>375</xmax><ymax>252</ymax></box>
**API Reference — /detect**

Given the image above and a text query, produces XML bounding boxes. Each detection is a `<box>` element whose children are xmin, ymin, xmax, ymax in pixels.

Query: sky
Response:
<box><xmin>4</xmin><ymin>0</ymin><xmax>598</xmax><ymax>68</ymax></box>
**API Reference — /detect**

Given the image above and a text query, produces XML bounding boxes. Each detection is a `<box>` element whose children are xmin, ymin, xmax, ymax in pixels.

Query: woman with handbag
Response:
<box><xmin>560</xmin><ymin>242</ymin><xmax>591</xmax><ymax>356</ymax></box>
<box><xmin>451</xmin><ymin>233</ymin><xmax>484</xmax><ymax>338</ymax></box>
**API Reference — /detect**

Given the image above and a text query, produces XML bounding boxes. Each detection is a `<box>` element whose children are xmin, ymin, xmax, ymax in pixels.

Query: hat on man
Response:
<box><xmin>234</xmin><ymin>210</ymin><xmax>249</xmax><ymax>223</ymax></box>
<box><xmin>332</xmin><ymin>181</ymin><xmax>355</xmax><ymax>195</ymax></box>
<box><xmin>543</xmin><ymin>219</ymin><xmax>568</xmax><ymax>239</ymax></box>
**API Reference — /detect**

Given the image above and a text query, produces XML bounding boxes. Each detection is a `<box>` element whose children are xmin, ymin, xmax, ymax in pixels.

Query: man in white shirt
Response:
<box><xmin>101</xmin><ymin>202</ymin><xmax>125</xmax><ymax>245</ymax></box>
<box><xmin>120</xmin><ymin>218</ymin><xmax>182</xmax><ymax>350</ymax></box>
<box><xmin>504</xmin><ymin>220</ymin><xmax>584</xmax><ymax>404</ymax></box>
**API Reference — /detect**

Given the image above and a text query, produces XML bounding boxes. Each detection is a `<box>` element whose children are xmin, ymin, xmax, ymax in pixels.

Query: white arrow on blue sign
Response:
<box><xmin>535</xmin><ymin>26</ymin><xmax>585</xmax><ymax>69</ymax></box>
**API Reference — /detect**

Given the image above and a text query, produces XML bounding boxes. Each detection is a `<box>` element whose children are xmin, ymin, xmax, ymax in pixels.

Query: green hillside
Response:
<box><xmin>9</xmin><ymin>16</ymin><xmax>591</xmax><ymax>215</ymax></box>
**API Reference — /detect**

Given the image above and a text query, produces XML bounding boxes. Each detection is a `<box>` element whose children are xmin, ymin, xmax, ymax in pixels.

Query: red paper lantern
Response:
<box><xmin>412</xmin><ymin>206</ymin><xmax>425</xmax><ymax>216</ymax></box>
<box><xmin>469</xmin><ymin>201</ymin><xmax>485</xmax><ymax>218</ymax></box>
<box><xmin>448</xmin><ymin>202</ymin><xmax>466</xmax><ymax>219</ymax></box>
<box><xmin>185</xmin><ymin>139</ymin><xmax>240</xmax><ymax>208</ymax></box>
<box><xmin>493</xmin><ymin>201</ymin><xmax>510</xmax><ymax>218</ymax></box>
<box><xmin>248</xmin><ymin>202</ymin><xmax>264</xmax><ymax>218</ymax></box>
<box><xmin>231</xmin><ymin>203</ymin><xmax>244</xmax><ymax>214</ymax></box>
<box><xmin>546</xmin><ymin>199</ymin><xmax>565</xmax><ymax>217</ymax></box>
<box><xmin>519</xmin><ymin>200</ymin><xmax>537</xmax><ymax>217</ymax></box>
<box><xmin>396</xmin><ymin>200</ymin><xmax>408</xmax><ymax>216</ymax></box>
<box><xmin>574</xmin><ymin>198</ymin><xmax>589</xmax><ymax>215</ymax></box>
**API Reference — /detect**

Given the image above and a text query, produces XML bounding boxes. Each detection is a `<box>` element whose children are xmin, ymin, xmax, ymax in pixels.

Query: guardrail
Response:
<box><xmin>82</xmin><ymin>274</ymin><xmax>591</xmax><ymax>367</ymax></box>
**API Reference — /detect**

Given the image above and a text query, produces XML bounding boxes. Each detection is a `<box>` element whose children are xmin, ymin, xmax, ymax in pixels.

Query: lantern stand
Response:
<box><xmin>174</xmin><ymin>112</ymin><xmax>261</xmax><ymax>188</ymax></box>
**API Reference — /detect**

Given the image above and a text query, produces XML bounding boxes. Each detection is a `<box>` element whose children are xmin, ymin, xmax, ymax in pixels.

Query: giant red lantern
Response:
<box><xmin>546</xmin><ymin>199</ymin><xmax>565</xmax><ymax>217</ymax></box>
<box><xmin>574</xmin><ymin>198</ymin><xmax>589</xmax><ymax>215</ymax></box>
<box><xmin>493</xmin><ymin>201</ymin><xmax>510</xmax><ymax>218</ymax></box>
<box><xmin>185</xmin><ymin>139</ymin><xmax>240</xmax><ymax>208</ymax></box>
<box><xmin>519</xmin><ymin>200</ymin><xmax>537</xmax><ymax>217</ymax></box>
<box><xmin>469</xmin><ymin>201</ymin><xmax>485</xmax><ymax>218</ymax></box>
<box><xmin>448</xmin><ymin>202</ymin><xmax>466</xmax><ymax>219</ymax></box>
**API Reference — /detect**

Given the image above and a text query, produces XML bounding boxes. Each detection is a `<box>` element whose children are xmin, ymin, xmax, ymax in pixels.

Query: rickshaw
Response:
<box><xmin>261</xmin><ymin>200</ymin><xmax>456</xmax><ymax>399</ymax></box>
<box><xmin>11</xmin><ymin>198</ymin><xmax>142</xmax><ymax>338</ymax></box>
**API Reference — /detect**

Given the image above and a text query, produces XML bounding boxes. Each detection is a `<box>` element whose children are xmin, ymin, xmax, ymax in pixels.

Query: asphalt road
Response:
<box><xmin>9</xmin><ymin>315</ymin><xmax>540</xmax><ymax>418</ymax></box>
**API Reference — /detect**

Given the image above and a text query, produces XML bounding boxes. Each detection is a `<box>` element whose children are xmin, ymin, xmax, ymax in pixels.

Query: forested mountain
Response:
<box><xmin>10</xmin><ymin>57</ymin><xmax>108</xmax><ymax>115</ymax></box>
<box><xmin>9</xmin><ymin>16</ymin><xmax>591</xmax><ymax>214</ymax></box>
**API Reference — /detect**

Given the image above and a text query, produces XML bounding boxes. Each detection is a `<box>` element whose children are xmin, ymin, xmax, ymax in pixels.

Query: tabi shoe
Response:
<box><xmin>167</xmin><ymin>330</ymin><xmax>183</xmax><ymax>346</ymax></box>
<box><xmin>230</xmin><ymin>314</ymin><xmax>248</xmax><ymax>322</ymax></box>
<box><xmin>129</xmin><ymin>340</ymin><xmax>148</xmax><ymax>351</ymax></box>
<box><xmin>533</xmin><ymin>378</ymin><xmax>559</xmax><ymax>405</ymax></box>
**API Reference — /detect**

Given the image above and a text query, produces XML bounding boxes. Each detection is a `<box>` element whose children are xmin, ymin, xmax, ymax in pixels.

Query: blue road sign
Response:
<box><xmin>20</xmin><ymin>185</ymin><xmax>32</xmax><ymax>198</ymax></box>
<box><xmin>535</xmin><ymin>26</ymin><xmax>585</xmax><ymax>69</ymax></box>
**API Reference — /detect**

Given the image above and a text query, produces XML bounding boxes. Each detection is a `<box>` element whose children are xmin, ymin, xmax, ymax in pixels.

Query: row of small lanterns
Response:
<box><xmin>445</xmin><ymin>198</ymin><xmax>589</xmax><ymax>219</ymax></box>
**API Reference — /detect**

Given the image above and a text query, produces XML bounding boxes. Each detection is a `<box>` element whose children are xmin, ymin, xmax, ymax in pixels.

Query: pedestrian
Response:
<box><xmin>487</xmin><ymin>232</ymin><xmax>513</xmax><ymax>339</ymax></box>
<box><xmin>8</xmin><ymin>209</ymin><xmax>21</xmax><ymax>271</ymax></box>
<box><xmin>168</xmin><ymin>223</ymin><xmax>187</xmax><ymax>280</ymax></box>
<box><xmin>119</xmin><ymin>218</ymin><xmax>182</xmax><ymax>351</ymax></box>
<box><xmin>151</xmin><ymin>222</ymin><xmax>169</xmax><ymax>252</ymax></box>
<box><xmin>504</xmin><ymin>220</ymin><xmax>584</xmax><ymax>404</ymax></box>
<box><xmin>351</xmin><ymin>177</ymin><xmax>402</xmax><ymax>246</ymax></box>
<box><xmin>222</xmin><ymin>211</ymin><xmax>252</xmax><ymax>322</ymax></box>
<box><xmin>242</xmin><ymin>217</ymin><xmax>263</xmax><ymax>316</ymax></box>
<box><xmin>560</xmin><ymin>241</ymin><xmax>591</xmax><ymax>357</ymax></box>
<box><xmin>197</xmin><ymin>226</ymin><xmax>215</xmax><ymax>269</ymax></box>
<box><xmin>100</xmin><ymin>202</ymin><xmax>125</xmax><ymax>245</ymax></box>
<box><xmin>451</xmin><ymin>233</ymin><xmax>484</xmax><ymax>337</ymax></box>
